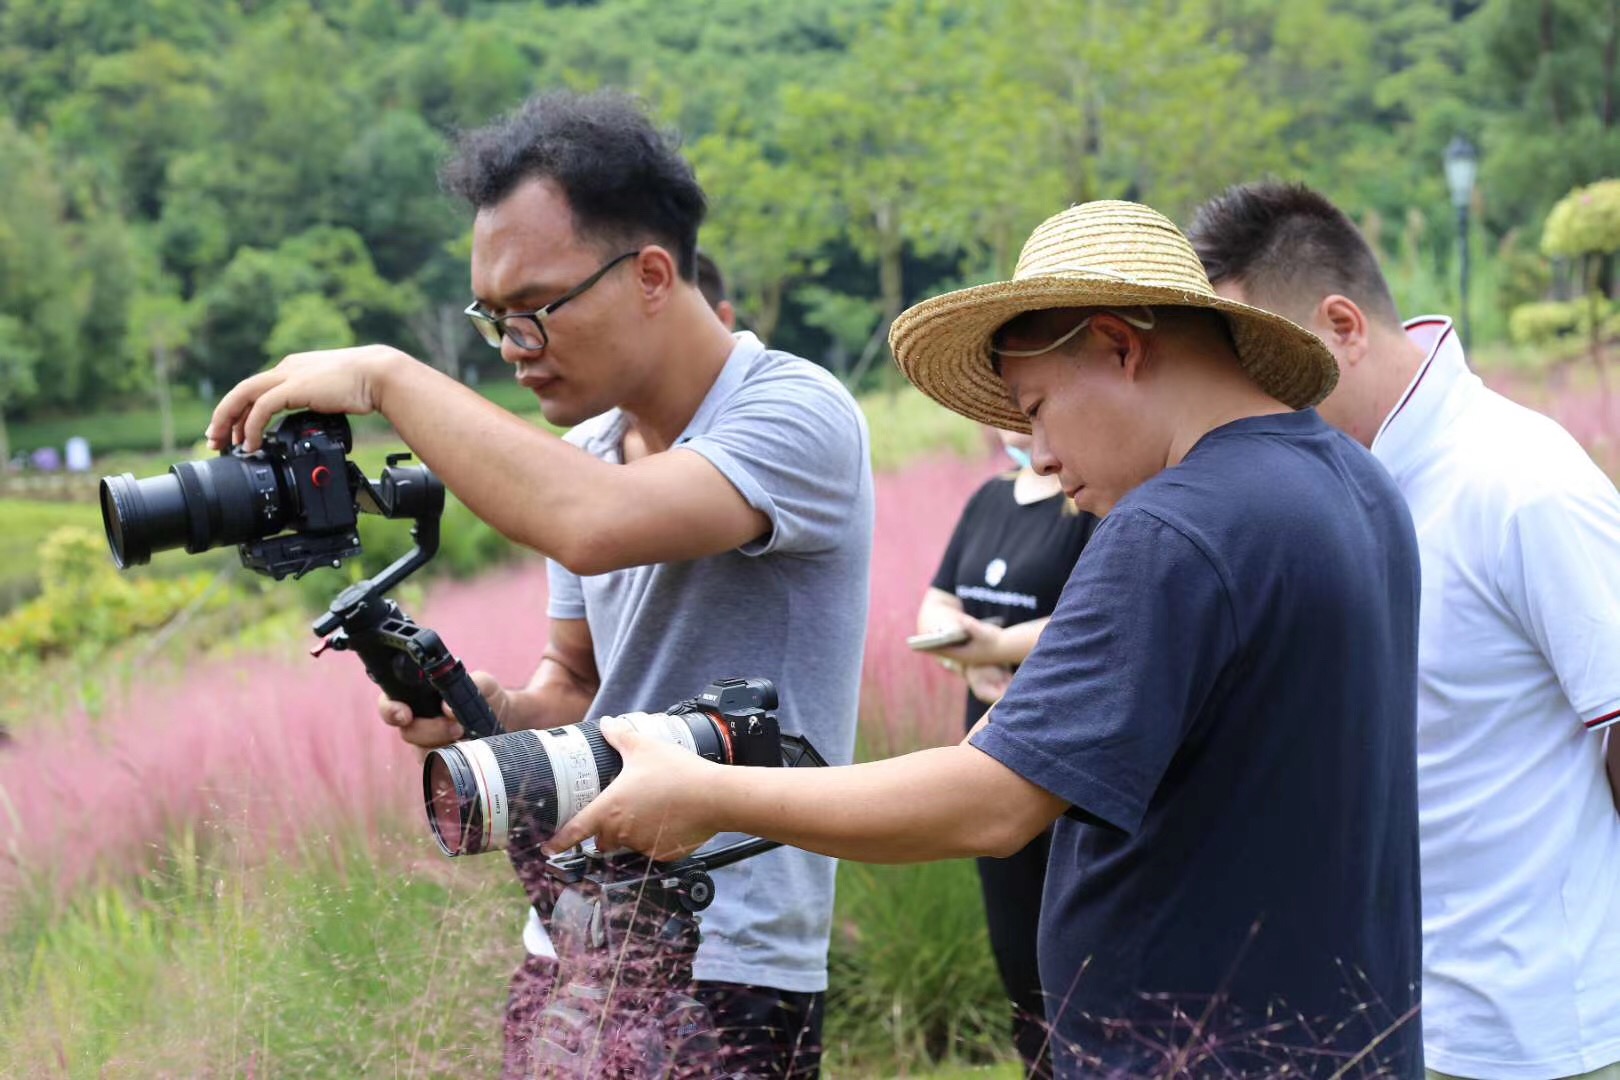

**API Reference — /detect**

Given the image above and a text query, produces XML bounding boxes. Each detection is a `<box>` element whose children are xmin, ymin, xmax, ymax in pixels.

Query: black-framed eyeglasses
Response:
<box><xmin>464</xmin><ymin>249</ymin><xmax>640</xmax><ymax>352</ymax></box>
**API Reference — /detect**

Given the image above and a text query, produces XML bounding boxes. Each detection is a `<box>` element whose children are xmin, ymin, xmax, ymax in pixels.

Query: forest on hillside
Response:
<box><xmin>3</xmin><ymin>0</ymin><xmax>1617</xmax><ymax>458</ymax></box>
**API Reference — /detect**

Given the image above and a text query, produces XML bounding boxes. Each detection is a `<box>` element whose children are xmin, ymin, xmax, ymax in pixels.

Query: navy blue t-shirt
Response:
<box><xmin>971</xmin><ymin>410</ymin><xmax>1422</xmax><ymax>1079</ymax></box>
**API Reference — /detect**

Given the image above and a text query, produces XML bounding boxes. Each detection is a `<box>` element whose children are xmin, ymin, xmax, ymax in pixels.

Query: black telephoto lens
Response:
<box><xmin>424</xmin><ymin>712</ymin><xmax>730</xmax><ymax>857</ymax></box>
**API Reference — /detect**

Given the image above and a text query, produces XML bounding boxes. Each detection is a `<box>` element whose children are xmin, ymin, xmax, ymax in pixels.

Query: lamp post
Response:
<box><xmin>1444</xmin><ymin>136</ymin><xmax>1479</xmax><ymax>349</ymax></box>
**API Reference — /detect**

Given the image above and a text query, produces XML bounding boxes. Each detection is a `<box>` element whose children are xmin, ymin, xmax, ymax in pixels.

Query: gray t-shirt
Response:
<box><xmin>528</xmin><ymin>331</ymin><xmax>872</xmax><ymax>992</ymax></box>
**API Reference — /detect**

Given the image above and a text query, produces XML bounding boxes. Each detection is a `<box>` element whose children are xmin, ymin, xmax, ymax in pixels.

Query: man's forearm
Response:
<box><xmin>373</xmin><ymin>356</ymin><xmax>606</xmax><ymax>568</ymax></box>
<box><xmin>505</xmin><ymin>657</ymin><xmax>597</xmax><ymax>732</ymax></box>
<box><xmin>704</xmin><ymin>742</ymin><xmax>1063</xmax><ymax>864</ymax></box>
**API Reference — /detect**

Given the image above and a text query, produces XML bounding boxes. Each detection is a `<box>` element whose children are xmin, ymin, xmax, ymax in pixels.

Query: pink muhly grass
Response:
<box><xmin>0</xmin><ymin>454</ymin><xmax>996</xmax><ymax>904</ymax></box>
<box><xmin>861</xmin><ymin>453</ymin><xmax>1003</xmax><ymax>755</ymax></box>
<box><xmin>0</xmin><ymin>560</ymin><xmax>553</xmax><ymax>903</ymax></box>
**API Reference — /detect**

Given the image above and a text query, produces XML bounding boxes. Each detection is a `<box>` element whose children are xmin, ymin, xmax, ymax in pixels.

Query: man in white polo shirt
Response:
<box><xmin>1190</xmin><ymin>181</ymin><xmax>1620</xmax><ymax>1080</ymax></box>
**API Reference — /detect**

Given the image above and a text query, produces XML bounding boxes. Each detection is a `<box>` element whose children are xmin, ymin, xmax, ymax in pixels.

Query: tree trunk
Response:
<box><xmin>1543</xmin><ymin>0</ymin><xmax>1565</xmax><ymax>127</ymax></box>
<box><xmin>1588</xmin><ymin>254</ymin><xmax>1613</xmax><ymax>434</ymax></box>
<box><xmin>154</xmin><ymin>342</ymin><xmax>175</xmax><ymax>455</ymax></box>
<box><xmin>877</xmin><ymin>204</ymin><xmax>905</xmax><ymax>398</ymax></box>
<box><xmin>755</xmin><ymin>281</ymin><xmax>783</xmax><ymax>344</ymax></box>
<box><xmin>406</xmin><ymin>304</ymin><xmax>462</xmax><ymax>382</ymax></box>
<box><xmin>1605</xmin><ymin>0</ymin><xmax>1619</xmax><ymax>128</ymax></box>
<box><xmin>993</xmin><ymin>218</ymin><xmax>1014</xmax><ymax>280</ymax></box>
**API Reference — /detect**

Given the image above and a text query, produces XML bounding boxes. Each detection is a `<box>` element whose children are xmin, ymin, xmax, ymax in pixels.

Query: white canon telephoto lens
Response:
<box><xmin>423</xmin><ymin>711</ymin><xmax>733</xmax><ymax>856</ymax></box>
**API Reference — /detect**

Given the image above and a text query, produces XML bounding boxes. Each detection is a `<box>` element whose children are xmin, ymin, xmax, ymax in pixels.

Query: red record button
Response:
<box><xmin>311</xmin><ymin>465</ymin><xmax>331</xmax><ymax>487</ymax></box>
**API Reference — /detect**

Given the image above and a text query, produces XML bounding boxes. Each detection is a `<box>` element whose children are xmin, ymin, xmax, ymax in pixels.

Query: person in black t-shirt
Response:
<box><xmin>541</xmin><ymin>201</ymin><xmax>1423</xmax><ymax>1080</ymax></box>
<box><xmin>916</xmin><ymin>428</ymin><xmax>1097</xmax><ymax>1077</ymax></box>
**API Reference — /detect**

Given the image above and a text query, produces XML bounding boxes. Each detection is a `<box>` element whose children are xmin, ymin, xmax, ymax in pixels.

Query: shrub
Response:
<box><xmin>1543</xmin><ymin>178</ymin><xmax>1620</xmax><ymax>258</ymax></box>
<box><xmin>825</xmin><ymin>857</ymin><xmax>1007</xmax><ymax>1071</ymax></box>
<box><xmin>0</xmin><ymin>527</ymin><xmax>227</xmax><ymax>657</ymax></box>
<box><xmin>1509</xmin><ymin>299</ymin><xmax>1592</xmax><ymax>346</ymax></box>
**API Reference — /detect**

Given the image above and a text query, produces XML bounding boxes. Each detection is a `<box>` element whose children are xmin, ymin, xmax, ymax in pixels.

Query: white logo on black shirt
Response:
<box><xmin>985</xmin><ymin>558</ymin><xmax>1007</xmax><ymax>586</ymax></box>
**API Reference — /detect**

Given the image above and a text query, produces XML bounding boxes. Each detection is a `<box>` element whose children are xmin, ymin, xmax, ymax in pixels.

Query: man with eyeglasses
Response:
<box><xmin>206</xmin><ymin>89</ymin><xmax>871</xmax><ymax>1079</ymax></box>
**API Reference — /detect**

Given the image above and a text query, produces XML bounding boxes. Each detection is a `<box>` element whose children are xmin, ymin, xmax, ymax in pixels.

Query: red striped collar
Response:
<box><xmin>1370</xmin><ymin>316</ymin><xmax>1462</xmax><ymax>470</ymax></box>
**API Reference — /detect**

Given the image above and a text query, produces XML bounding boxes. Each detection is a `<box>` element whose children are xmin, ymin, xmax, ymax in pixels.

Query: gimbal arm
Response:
<box><xmin>309</xmin><ymin>461</ymin><xmax>501</xmax><ymax>739</ymax></box>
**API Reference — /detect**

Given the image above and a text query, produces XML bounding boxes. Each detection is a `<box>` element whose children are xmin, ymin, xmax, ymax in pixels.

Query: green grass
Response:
<box><xmin>861</xmin><ymin>387</ymin><xmax>985</xmax><ymax>472</ymax></box>
<box><xmin>0</xmin><ymin>499</ymin><xmax>99</xmax><ymax>610</ymax></box>
<box><xmin>0</xmin><ymin>831</ymin><xmax>522</xmax><ymax>1078</ymax></box>
<box><xmin>825</xmin><ymin>858</ymin><xmax>1011</xmax><ymax>1074</ymax></box>
<box><xmin>0</xmin><ymin>831</ymin><xmax>1015</xmax><ymax>1078</ymax></box>
<box><xmin>918</xmin><ymin>1065</ymin><xmax>1022</xmax><ymax>1079</ymax></box>
<box><xmin>10</xmin><ymin>399</ymin><xmax>220</xmax><ymax>458</ymax></box>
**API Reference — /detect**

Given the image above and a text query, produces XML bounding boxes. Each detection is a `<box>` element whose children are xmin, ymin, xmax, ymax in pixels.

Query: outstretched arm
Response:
<box><xmin>205</xmin><ymin>347</ymin><xmax>768</xmax><ymax>576</ymax></box>
<box><xmin>543</xmin><ymin>718</ymin><xmax>1066</xmax><ymax>864</ymax></box>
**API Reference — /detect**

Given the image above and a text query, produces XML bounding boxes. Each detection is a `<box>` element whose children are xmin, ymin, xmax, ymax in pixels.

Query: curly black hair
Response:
<box><xmin>441</xmin><ymin>89</ymin><xmax>707</xmax><ymax>280</ymax></box>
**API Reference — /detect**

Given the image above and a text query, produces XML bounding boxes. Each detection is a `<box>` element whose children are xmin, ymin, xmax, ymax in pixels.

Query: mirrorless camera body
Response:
<box><xmin>99</xmin><ymin>411</ymin><xmax>439</xmax><ymax>580</ymax></box>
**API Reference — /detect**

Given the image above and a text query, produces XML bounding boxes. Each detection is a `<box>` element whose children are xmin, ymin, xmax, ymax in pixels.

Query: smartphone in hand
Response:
<box><xmin>906</xmin><ymin>626</ymin><xmax>971</xmax><ymax>651</ymax></box>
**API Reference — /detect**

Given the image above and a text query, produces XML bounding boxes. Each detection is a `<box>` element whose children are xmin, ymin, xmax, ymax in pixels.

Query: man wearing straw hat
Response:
<box><xmin>546</xmin><ymin>200</ymin><xmax>1425</xmax><ymax>1078</ymax></box>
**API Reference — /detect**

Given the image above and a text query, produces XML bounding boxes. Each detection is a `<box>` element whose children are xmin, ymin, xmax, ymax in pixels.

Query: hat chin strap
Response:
<box><xmin>994</xmin><ymin>306</ymin><xmax>1156</xmax><ymax>359</ymax></box>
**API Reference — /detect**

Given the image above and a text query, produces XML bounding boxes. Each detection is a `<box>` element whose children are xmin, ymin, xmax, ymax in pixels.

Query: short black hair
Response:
<box><xmin>1187</xmin><ymin>181</ymin><xmax>1402</xmax><ymax>328</ymax></box>
<box><xmin>695</xmin><ymin>249</ymin><xmax>726</xmax><ymax>309</ymax></box>
<box><xmin>441</xmin><ymin>89</ymin><xmax>707</xmax><ymax>280</ymax></box>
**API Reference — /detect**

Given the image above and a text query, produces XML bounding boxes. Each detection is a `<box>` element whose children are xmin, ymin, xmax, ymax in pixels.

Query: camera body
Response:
<box><xmin>230</xmin><ymin>411</ymin><xmax>362</xmax><ymax>578</ymax></box>
<box><xmin>100</xmin><ymin>411</ymin><xmax>439</xmax><ymax>580</ymax></box>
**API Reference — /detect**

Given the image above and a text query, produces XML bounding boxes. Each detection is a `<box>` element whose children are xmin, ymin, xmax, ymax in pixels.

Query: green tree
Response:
<box><xmin>781</xmin><ymin>0</ymin><xmax>975</xmax><ymax>381</ymax></box>
<box><xmin>266</xmin><ymin>294</ymin><xmax>356</xmax><ymax>359</ymax></box>
<box><xmin>1542</xmin><ymin>178</ymin><xmax>1620</xmax><ymax>397</ymax></box>
<box><xmin>125</xmin><ymin>250</ymin><xmax>198</xmax><ymax>456</ymax></box>
<box><xmin>688</xmin><ymin>126</ymin><xmax>835</xmax><ymax>343</ymax></box>
<box><xmin>192</xmin><ymin>226</ymin><xmax>403</xmax><ymax>385</ymax></box>
<box><xmin>46</xmin><ymin>40</ymin><xmax>213</xmax><ymax>217</ymax></box>
<box><xmin>161</xmin><ymin>4</ymin><xmax>364</xmax><ymax>253</ymax></box>
<box><xmin>1472</xmin><ymin>0</ymin><xmax>1620</xmax><ymax>230</ymax></box>
<box><xmin>336</xmin><ymin>110</ymin><xmax>460</xmax><ymax>282</ymax></box>
<box><xmin>0</xmin><ymin>121</ymin><xmax>80</xmax><ymax>473</ymax></box>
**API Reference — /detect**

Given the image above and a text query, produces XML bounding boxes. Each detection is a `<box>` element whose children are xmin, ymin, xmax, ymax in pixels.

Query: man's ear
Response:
<box><xmin>1089</xmin><ymin>313</ymin><xmax>1147</xmax><ymax>379</ymax></box>
<box><xmin>1316</xmin><ymin>294</ymin><xmax>1370</xmax><ymax>367</ymax></box>
<box><xmin>635</xmin><ymin>245</ymin><xmax>679</xmax><ymax>313</ymax></box>
<box><xmin>715</xmin><ymin>299</ymin><xmax>737</xmax><ymax>332</ymax></box>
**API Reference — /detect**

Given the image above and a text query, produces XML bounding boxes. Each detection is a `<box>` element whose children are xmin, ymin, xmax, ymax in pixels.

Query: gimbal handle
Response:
<box><xmin>309</xmin><ymin>467</ymin><xmax>502</xmax><ymax>740</ymax></box>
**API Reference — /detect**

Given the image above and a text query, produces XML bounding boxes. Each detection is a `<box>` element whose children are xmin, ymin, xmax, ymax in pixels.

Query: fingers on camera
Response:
<box><xmin>401</xmin><ymin>718</ymin><xmax>463</xmax><ymax>748</ymax></box>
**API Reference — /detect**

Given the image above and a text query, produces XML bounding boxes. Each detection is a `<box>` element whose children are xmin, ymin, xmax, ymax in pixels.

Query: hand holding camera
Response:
<box><xmin>424</xmin><ymin>676</ymin><xmax>818</xmax><ymax>861</ymax></box>
<box><xmin>205</xmin><ymin>344</ymin><xmax>406</xmax><ymax>454</ymax></box>
<box><xmin>100</xmin><ymin>409</ymin><xmax>500</xmax><ymax>739</ymax></box>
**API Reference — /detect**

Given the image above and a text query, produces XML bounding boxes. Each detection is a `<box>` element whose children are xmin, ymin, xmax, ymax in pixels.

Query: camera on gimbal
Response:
<box><xmin>99</xmin><ymin>410</ymin><xmax>436</xmax><ymax>580</ymax></box>
<box><xmin>97</xmin><ymin>411</ymin><xmax>501</xmax><ymax>739</ymax></box>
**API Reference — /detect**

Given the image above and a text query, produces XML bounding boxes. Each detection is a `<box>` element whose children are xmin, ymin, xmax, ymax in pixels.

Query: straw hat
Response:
<box><xmin>888</xmin><ymin>200</ymin><xmax>1338</xmax><ymax>432</ymax></box>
